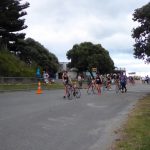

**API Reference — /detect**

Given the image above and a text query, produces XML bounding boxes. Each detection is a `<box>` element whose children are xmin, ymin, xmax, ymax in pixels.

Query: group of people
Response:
<box><xmin>62</xmin><ymin>71</ymin><xmax>128</xmax><ymax>98</ymax></box>
<box><xmin>43</xmin><ymin>71</ymin><xmax>50</xmax><ymax>84</ymax></box>
<box><xmin>87</xmin><ymin>72</ymin><xmax>127</xmax><ymax>94</ymax></box>
<box><xmin>36</xmin><ymin>68</ymin><xmax>51</xmax><ymax>84</ymax></box>
<box><xmin>87</xmin><ymin>73</ymin><xmax>102</xmax><ymax>95</ymax></box>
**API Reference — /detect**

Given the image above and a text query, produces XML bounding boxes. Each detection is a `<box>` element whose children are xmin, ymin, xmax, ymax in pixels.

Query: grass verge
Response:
<box><xmin>113</xmin><ymin>94</ymin><xmax>150</xmax><ymax>150</ymax></box>
<box><xmin>0</xmin><ymin>83</ymin><xmax>64</xmax><ymax>91</ymax></box>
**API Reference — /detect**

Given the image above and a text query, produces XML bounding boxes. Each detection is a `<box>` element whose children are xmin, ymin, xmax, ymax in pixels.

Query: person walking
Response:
<box><xmin>120</xmin><ymin>72</ymin><xmax>127</xmax><ymax>93</ymax></box>
<box><xmin>95</xmin><ymin>72</ymin><xmax>102</xmax><ymax>95</ymax></box>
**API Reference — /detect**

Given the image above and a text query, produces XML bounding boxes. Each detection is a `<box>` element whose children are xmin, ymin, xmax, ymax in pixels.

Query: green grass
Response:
<box><xmin>113</xmin><ymin>94</ymin><xmax>150</xmax><ymax>150</ymax></box>
<box><xmin>0</xmin><ymin>82</ymin><xmax>64</xmax><ymax>91</ymax></box>
<box><xmin>0</xmin><ymin>50</ymin><xmax>36</xmax><ymax>77</ymax></box>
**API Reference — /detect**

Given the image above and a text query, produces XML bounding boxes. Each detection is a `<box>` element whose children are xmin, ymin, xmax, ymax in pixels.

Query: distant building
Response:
<box><xmin>56</xmin><ymin>62</ymin><xmax>68</xmax><ymax>79</ymax></box>
<box><xmin>58</xmin><ymin>62</ymin><xmax>69</xmax><ymax>72</ymax></box>
<box><xmin>57</xmin><ymin>62</ymin><xmax>78</xmax><ymax>79</ymax></box>
<box><xmin>114</xmin><ymin>67</ymin><xmax>126</xmax><ymax>75</ymax></box>
<box><xmin>128</xmin><ymin>72</ymin><xmax>136</xmax><ymax>76</ymax></box>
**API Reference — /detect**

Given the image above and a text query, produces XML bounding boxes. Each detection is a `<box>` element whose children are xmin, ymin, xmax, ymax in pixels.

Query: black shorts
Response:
<box><xmin>63</xmin><ymin>81</ymin><xmax>69</xmax><ymax>85</ymax></box>
<box><xmin>96</xmin><ymin>81</ymin><xmax>102</xmax><ymax>84</ymax></box>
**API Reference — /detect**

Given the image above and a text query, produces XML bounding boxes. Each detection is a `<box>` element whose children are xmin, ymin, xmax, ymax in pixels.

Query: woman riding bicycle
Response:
<box><xmin>62</xmin><ymin>71</ymin><xmax>71</xmax><ymax>98</ymax></box>
<box><xmin>95</xmin><ymin>72</ymin><xmax>102</xmax><ymax>95</ymax></box>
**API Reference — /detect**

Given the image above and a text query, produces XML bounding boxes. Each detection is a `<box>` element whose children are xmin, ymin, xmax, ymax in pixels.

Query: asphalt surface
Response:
<box><xmin>0</xmin><ymin>83</ymin><xmax>150</xmax><ymax>150</ymax></box>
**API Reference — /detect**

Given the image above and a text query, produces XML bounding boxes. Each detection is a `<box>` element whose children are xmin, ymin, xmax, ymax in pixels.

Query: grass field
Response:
<box><xmin>113</xmin><ymin>94</ymin><xmax>150</xmax><ymax>150</ymax></box>
<box><xmin>0</xmin><ymin>82</ymin><xmax>64</xmax><ymax>91</ymax></box>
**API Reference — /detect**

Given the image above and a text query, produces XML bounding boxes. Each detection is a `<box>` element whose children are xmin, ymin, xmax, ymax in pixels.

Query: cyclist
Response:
<box><xmin>62</xmin><ymin>71</ymin><xmax>71</xmax><ymax>98</ymax></box>
<box><xmin>106</xmin><ymin>74</ymin><xmax>111</xmax><ymax>90</ymax></box>
<box><xmin>129</xmin><ymin>76</ymin><xmax>135</xmax><ymax>85</ymax></box>
<box><xmin>101</xmin><ymin>74</ymin><xmax>107</xmax><ymax>92</ymax></box>
<box><xmin>95</xmin><ymin>72</ymin><xmax>102</xmax><ymax>95</ymax></box>
<box><xmin>87</xmin><ymin>75</ymin><xmax>92</xmax><ymax>87</ymax></box>
<box><xmin>87</xmin><ymin>76</ymin><xmax>96</xmax><ymax>94</ymax></box>
<box><xmin>88</xmin><ymin>76</ymin><xmax>95</xmax><ymax>87</ymax></box>
<box><xmin>77</xmin><ymin>74</ymin><xmax>83</xmax><ymax>89</ymax></box>
<box><xmin>114</xmin><ymin>74</ymin><xmax>120</xmax><ymax>93</ymax></box>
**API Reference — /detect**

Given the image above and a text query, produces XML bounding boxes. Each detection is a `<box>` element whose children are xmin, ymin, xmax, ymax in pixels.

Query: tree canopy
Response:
<box><xmin>66</xmin><ymin>42</ymin><xmax>114</xmax><ymax>74</ymax></box>
<box><xmin>132</xmin><ymin>2</ymin><xmax>150</xmax><ymax>62</ymax></box>
<box><xmin>0</xmin><ymin>0</ymin><xmax>29</xmax><ymax>50</ymax></box>
<box><xmin>16</xmin><ymin>38</ymin><xmax>59</xmax><ymax>74</ymax></box>
<box><xmin>0</xmin><ymin>37</ymin><xmax>59</xmax><ymax>76</ymax></box>
<box><xmin>0</xmin><ymin>0</ymin><xmax>59</xmax><ymax>76</ymax></box>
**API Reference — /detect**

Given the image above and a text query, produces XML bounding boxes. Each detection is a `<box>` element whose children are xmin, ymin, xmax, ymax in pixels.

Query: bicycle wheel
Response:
<box><xmin>87</xmin><ymin>86</ymin><xmax>91</xmax><ymax>94</ymax></box>
<box><xmin>115</xmin><ymin>85</ymin><xmax>119</xmax><ymax>93</ymax></box>
<box><xmin>75</xmin><ymin>87</ymin><xmax>81</xmax><ymax>98</ymax></box>
<box><xmin>92</xmin><ymin>86</ymin><xmax>96</xmax><ymax>94</ymax></box>
<box><xmin>87</xmin><ymin>85</ymin><xmax>95</xmax><ymax>95</ymax></box>
<box><xmin>67</xmin><ymin>86</ymin><xmax>73</xmax><ymax>100</ymax></box>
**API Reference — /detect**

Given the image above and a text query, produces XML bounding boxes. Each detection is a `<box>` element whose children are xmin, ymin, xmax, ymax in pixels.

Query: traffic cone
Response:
<box><xmin>36</xmin><ymin>81</ymin><xmax>43</xmax><ymax>94</ymax></box>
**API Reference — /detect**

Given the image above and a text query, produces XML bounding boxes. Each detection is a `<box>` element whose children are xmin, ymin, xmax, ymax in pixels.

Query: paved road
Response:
<box><xmin>0</xmin><ymin>83</ymin><xmax>150</xmax><ymax>150</ymax></box>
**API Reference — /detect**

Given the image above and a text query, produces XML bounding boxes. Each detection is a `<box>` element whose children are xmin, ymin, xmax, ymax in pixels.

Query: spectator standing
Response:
<box><xmin>36</xmin><ymin>67</ymin><xmax>41</xmax><ymax>78</ymax></box>
<box><xmin>43</xmin><ymin>71</ymin><xmax>49</xmax><ymax>84</ymax></box>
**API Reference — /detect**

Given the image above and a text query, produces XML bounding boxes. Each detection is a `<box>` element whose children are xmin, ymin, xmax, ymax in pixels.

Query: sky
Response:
<box><xmin>23</xmin><ymin>0</ymin><xmax>150</xmax><ymax>76</ymax></box>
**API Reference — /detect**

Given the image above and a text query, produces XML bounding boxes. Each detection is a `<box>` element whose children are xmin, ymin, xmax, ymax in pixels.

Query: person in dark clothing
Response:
<box><xmin>120</xmin><ymin>73</ymin><xmax>127</xmax><ymax>93</ymax></box>
<box><xmin>62</xmin><ymin>71</ymin><xmax>70</xmax><ymax>98</ymax></box>
<box><xmin>95</xmin><ymin>73</ymin><xmax>102</xmax><ymax>95</ymax></box>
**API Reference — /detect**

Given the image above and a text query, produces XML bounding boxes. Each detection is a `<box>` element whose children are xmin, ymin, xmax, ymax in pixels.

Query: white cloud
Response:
<box><xmin>112</xmin><ymin>53</ymin><xmax>150</xmax><ymax>76</ymax></box>
<box><xmin>24</xmin><ymin>0</ymin><xmax>150</xmax><ymax>76</ymax></box>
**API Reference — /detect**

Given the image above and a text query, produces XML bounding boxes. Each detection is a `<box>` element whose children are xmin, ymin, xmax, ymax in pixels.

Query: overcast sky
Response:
<box><xmin>24</xmin><ymin>0</ymin><xmax>150</xmax><ymax>76</ymax></box>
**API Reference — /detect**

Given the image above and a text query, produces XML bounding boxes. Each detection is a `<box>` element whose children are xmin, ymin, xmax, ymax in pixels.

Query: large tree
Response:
<box><xmin>132</xmin><ymin>2</ymin><xmax>150</xmax><ymax>62</ymax></box>
<box><xmin>66</xmin><ymin>42</ymin><xmax>114</xmax><ymax>75</ymax></box>
<box><xmin>0</xmin><ymin>0</ymin><xmax>29</xmax><ymax>50</ymax></box>
<box><xmin>16</xmin><ymin>38</ymin><xmax>59</xmax><ymax>74</ymax></box>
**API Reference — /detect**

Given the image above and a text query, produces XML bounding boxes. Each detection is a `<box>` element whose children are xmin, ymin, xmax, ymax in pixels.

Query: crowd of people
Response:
<box><xmin>37</xmin><ymin>68</ymin><xmax>149</xmax><ymax>99</ymax></box>
<box><xmin>62</xmin><ymin>70</ymin><xmax>128</xmax><ymax>98</ymax></box>
<box><xmin>86</xmin><ymin>72</ymin><xmax>127</xmax><ymax>94</ymax></box>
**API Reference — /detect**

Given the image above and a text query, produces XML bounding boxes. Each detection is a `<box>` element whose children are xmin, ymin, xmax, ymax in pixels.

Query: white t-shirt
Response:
<box><xmin>78</xmin><ymin>76</ymin><xmax>82</xmax><ymax>81</ymax></box>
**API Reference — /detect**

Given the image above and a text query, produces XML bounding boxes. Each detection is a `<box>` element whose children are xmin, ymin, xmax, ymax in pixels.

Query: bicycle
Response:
<box><xmin>87</xmin><ymin>80</ymin><xmax>96</xmax><ymax>95</ymax></box>
<box><xmin>66</xmin><ymin>82</ymin><xmax>81</xmax><ymax>100</ymax></box>
<box><xmin>115</xmin><ymin>82</ymin><xmax>121</xmax><ymax>93</ymax></box>
<box><xmin>72</xmin><ymin>82</ymin><xmax>81</xmax><ymax>98</ymax></box>
<box><xmin>65</xmin><ymin>84</ymin><xmax>73</xmax><ymax>100</ymax></box>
